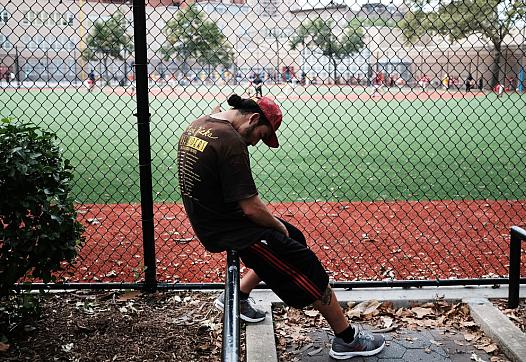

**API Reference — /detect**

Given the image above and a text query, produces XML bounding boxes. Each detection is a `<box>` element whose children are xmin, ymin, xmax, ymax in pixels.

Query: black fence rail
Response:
<box><xmin>508</xmin><ymin>226</ymin><xmax>526</xmax><ymax>308</ymax></box>
<box><xmin>1</xmin><ymin>0</ymin><xmax>526</xmax><ymax>289</ymax></box>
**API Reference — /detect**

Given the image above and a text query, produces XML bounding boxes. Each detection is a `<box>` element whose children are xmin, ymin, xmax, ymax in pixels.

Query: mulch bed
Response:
<box><xmin>64</xmin><ymin>200</ymin><xmax>526</xmax><ymax>283</ymax></box>
<box><xmin>0</xmin><ymin>291</ymin><xmax>244</xmax><ymax>361</ymax></box>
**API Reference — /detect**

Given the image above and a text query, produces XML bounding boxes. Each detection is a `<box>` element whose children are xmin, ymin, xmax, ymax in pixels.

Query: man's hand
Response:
<box><xmin>211</xmin><ymin>104</ymin><xmax>221</xmax><ymax>113</ymax></box>
<box><xmin>276</xmin><ymin>219</ymin><xmax>289</xmax><ymax>237</ymax></box>
<box><xmin>239</xmin><ymin>195</ymin><xmax>289</xmax><ymax>237</ymax></box>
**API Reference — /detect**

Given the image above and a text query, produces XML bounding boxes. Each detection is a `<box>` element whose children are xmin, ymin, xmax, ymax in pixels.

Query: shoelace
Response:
<box><xmin>357</xmin><ymin>331</ymin><xmax>375</xmax><ymax>341</ymax></box>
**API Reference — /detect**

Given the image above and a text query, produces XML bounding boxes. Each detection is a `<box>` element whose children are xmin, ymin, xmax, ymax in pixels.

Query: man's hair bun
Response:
<box><xmin>226</xmin><ymin>94</ymin><xmax>262</xmax><ymax>117</ymax></box>
<box><xmin>227</xmin><ymin>94</ymin><xmax>243</xmax><ymax>108</ymax></box>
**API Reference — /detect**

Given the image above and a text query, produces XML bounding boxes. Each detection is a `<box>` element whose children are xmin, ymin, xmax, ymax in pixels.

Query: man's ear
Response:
<box><xmin>248</xmin><ymin>113</ymin><xmax>260</xmax><ymax>125</ymax></box>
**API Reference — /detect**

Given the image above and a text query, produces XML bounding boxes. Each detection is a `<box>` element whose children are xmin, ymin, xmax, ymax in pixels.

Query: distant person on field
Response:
<box><xmin>465</xmin><ymin>73</ymin><xmax>474</xmax><ymax>92</ymax></box>
<box><xmin>253</xmin><ymin>74</ymin><xmax>263</xmax><ymax>97</ymax></box>
<box><xmin>418</xmin><ymin>74</ymin><xmax>429</xmax><ymax>91</ymax></box>
<box><xmin>442</xmin><ymin>73</ymin><xmax>450</xmax><ymax>90</ymax></box>
<box><xmin>372</xmin><ymin>72</ymin><xmax>384</xmax><ymax>97</ymax></box>
<box><xmin>87</xmin><ymin>70</ymin><xmax>96</xmax><ymax>92</ymax></box>
<box><xmin>177</xmin><ymin>94</ymin><xmax>386</xmax><ymax>360</ymax></box>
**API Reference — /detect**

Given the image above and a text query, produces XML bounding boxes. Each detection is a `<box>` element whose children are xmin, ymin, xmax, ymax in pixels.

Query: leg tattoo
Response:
<box><xmin>319</xmin><ymin>285</ymin><xmax>333</xmax><ymax>305</ymax></box>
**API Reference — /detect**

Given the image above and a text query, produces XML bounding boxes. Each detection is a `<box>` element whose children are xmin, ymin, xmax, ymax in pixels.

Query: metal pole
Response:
<box><xmin>508</xmin><ymin>226</ymin><xmax>526</xmax><ymax>308</ymax></box>
<box><xmin>132</xmin><ymin>0</ymin><xmax>156</xmax><ymax>292</ymax></box>
<box><xmin>222</xmin><ymin>250</ymin><xmax>240</xmax><ymax>362</ymax></box>
<box><xmin>14</xmin><ymin>46</ymin><xmax>20</xmax><ymax>88</ymax></box>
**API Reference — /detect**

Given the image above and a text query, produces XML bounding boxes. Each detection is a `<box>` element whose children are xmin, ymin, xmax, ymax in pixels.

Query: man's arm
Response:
<box><xmin>239</xmin><ymin>195</ymin><xmax>289</xmax><ymax>237</ymax></box>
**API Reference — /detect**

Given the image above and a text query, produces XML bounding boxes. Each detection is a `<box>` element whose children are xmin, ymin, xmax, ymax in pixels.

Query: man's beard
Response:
<box><xmin>240</xmin><ymin>123</ymin><xmax>258</xmax><ymax>146</ymax></box>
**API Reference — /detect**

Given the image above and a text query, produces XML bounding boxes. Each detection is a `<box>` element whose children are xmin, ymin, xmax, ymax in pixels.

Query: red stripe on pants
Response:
<box><xmin>250</xmin><ymin>242</ymin><xmax>322</xmax><ymax>300</ymax></box>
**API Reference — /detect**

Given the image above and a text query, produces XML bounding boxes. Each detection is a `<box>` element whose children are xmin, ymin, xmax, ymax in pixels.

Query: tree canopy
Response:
<box><xmin>400</xmin><ymin>0</ymin><xmax>526</xmax><ymax>87</ymax></box>
<box><xmin>161</xmin><ymin>5</ymin><xmax>234</xmax><ymax>71</ymax></box>
<box><xmin>290</xmin><ymin>18</ymin><xmax>365</xmax><ymax>83</ymax></box>
<box><xmin>82</xmin><ymin>11</ymin><xmax>133</xmax><ymax>82</ymax></box>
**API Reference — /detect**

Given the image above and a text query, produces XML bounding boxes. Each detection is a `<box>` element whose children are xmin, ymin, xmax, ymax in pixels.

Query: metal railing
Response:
<box><xmin>222</xmin><ymin>250</ymin><xmax>240</xmax><ymax>362</ymax></box>
<box><xmin>508</xmin><ymin>226</ymin><xmax>526</xmax><ymax>308</ymax></box>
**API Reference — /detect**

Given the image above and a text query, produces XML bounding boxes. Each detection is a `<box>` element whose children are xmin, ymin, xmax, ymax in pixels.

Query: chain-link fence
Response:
<box><xmin>1</xmin><ymin>0</ymin><xmax>525</xmax><ymax>289</ymax></box>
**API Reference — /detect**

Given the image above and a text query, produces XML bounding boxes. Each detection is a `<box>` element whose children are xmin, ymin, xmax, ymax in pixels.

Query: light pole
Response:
<box><xmin>77</xmin><ymin>0</ymin><xmax>87</xmax><ymax>82</ymax></box>
<box><xmin>271</xmin><ymin>29</ymin><xmax>280</xmax><ymax>82</ymax></box>
<box><xmin>123</xmin><ymin>47</ymin><xmax>129</xmax><ymax>85</ymax></box>
<box><xmin>14</xmin><ymin>46</ymin><xmax>20</xmax><ymax>88</ymax></box>
<box><xmin>519</xmin><ymin>21</ymin><xmax>525</xmax><ymax>94</ymax></box>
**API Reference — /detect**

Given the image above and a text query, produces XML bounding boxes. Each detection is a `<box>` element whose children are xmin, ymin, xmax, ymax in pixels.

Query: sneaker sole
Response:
<box><xmin>213</xmin><ymin>299</ymin><xmax>266</xmax><ymax>323</ymax></box>
<box><xmin>329</xmin><ymin>340</ymin><xmax>385</xmax><ymax>359</ymax></box>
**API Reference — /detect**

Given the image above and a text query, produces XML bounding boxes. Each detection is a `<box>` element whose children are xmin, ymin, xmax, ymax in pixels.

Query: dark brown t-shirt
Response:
<box><xmin>177</xmin><ymin>116</ymin><xmax>266</xmax><ymax>252</ymax></box>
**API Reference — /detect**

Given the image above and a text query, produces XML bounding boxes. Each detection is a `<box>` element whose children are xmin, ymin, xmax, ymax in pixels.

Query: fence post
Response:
<box><xmin>132</xmin><ymin>0</ymin><xmax>156</xmax><ymax>292</ymax></box>
<box><xmin>508</xmin><ymin>226</ymin><xmax>526</xmax><ymax>308</ymax></box>
<box><xmin>222</xmin><ymin>250</ymin><xmax>240</xmax><ymax>362</ymax></box>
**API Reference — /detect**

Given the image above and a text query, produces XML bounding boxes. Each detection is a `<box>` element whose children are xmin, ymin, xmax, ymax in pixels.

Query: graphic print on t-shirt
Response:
<box><xmin>178</xmin><ymin>124</ymin><xmax>218</xmax><ymax>198</ymax></box>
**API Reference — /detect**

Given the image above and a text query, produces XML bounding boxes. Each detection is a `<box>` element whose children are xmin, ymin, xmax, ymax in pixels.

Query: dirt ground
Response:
<box><xmin>493</xmin><ymin>299</ymin><xmax>526</xmax><ymax>333</ymax></box>
<box><xmin>0</xmin><ymin>290</ymin><xmax>244</xmax><ymax>361</ymax></box>
<box><xmin>1</xmin><ymin>292</ymin><xmax>523</xmax><ymax>361</ymax></box>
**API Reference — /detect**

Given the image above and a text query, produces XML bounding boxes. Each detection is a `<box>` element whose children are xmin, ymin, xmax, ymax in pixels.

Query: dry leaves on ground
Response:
<box><xmin>493</xmin><ymin>299</ymin><xmax>526</xmax><ymax>333</ymax></box>
<box><xmin>274</xmin><ymin>297</ymin><xmax>510</xmax><ymax>362</ymax></box>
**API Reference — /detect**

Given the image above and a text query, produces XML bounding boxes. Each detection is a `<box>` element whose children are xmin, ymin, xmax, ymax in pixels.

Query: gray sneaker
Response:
<box><xmin>213</xmin><ymin>291</ymin><xmax>266</xmax><ymax>323</ymax></box>
<box><xmin>329</xmin><ymin>327</ymin><xmax>385</xmax><ymax>360</ymax></box>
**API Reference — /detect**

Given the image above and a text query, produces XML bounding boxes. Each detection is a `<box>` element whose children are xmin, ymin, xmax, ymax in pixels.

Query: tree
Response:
<box><xmin>161</xmin><ymin>4</ymin><xmax>234</xmax><ymax>75</ymax></box>
<box><xmin>290</xmin><ymin>18</ymin><xmax>365</xmax><ymax>84</ymax></box>
<box><xmin>82</xmin><ymin>11</ymin><xmax>133</xmax><ymax>84</ymax></box>
<box><xmin>400</xmin><ymin>0</ymin><xmax>526</xmax><ymax>88</ymax></box>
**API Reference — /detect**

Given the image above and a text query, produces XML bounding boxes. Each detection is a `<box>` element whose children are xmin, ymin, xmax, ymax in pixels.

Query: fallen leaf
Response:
<box><xmin>464</xmin><ymin>333</ymin><xmax>477</xmax><ymax>342</ymax></box>
<box><xmin>381</xmin><ymin>316</ymin><xmax>393</xmax><ymax>329</ymax></box>
<box><xmin>61</xmin><ymin>343</ymin><xmax>74</xmax><ymax>353</ymax></box>
<box><xmin>483</xmin><ymin>344</ymin><xmax>498</xmax><ymax>354</ymax></box>
<box><xmin>116</xmin><ymin>291</ymin><xmax>141</xmax><ymax>301</ymax></box>
<box><xmin>470</xmin><ymin>352</ymin><xmax>487</xmax><ymax>362</ymax></box>
<box><xmin>411</xmin><ymin>307</ymin><xmax>433</xmax><ymax>319</ymax></box>
<box><xmin>462</xmin><ymin>321</ymin><xmax>477</xmax><ymax>328</ymax></box>
<box><xmin>175</xmin><ymin>237</ymin><xmax>194</xmax><ymax>243</ymax></box>
<box><xmin>307</xmin><ymin>347</ymin><xmax>323</xmax><ymax>356</ymax></box>
<box><xmin>346</xmin><ymin>300</ymin><xmax>381</xmax><ymax>319</ymax></box>
<box><xmin>304</xmin><ymin>310</ymin><xmax>319</xmax><ymax>318</ymax></box>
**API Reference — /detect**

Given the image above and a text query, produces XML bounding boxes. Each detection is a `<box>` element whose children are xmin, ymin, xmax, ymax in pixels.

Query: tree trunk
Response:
<box><xmin>104</xmin><ymin>55</ymin><xmax>109</xmax><ymax>86</ymax></box>
<box><xmin>332</xmin><ymin>57</ymin><xmax>338</xmax><ymax>85</ymax></box>
<box><xmin>490</xmin><ymin>42</ymin><xmax>502</xmax><ymax>89</ymax></box>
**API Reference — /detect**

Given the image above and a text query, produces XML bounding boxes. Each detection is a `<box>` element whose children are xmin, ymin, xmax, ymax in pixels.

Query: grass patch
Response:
<box><xmin>1</xmin><ymin>89</ymin><xmax>525</xmax><ymax>203</ymax></box>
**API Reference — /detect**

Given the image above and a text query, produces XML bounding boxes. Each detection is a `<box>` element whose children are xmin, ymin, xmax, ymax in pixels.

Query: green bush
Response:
<box><xmin>0</xmin><ymin>118</ymin><xmax>84</xmax><ymax>295</ymax></box>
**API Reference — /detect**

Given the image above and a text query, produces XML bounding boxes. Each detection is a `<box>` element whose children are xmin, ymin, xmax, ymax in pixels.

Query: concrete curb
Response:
<box><xmin>465</xmin><ymin>297</ymin><xmax>526</xmax><ymax>362</ymax></box>
<box><xmin>246</xmin><ymin>303</ymin><xmax>278</xmax><ymax>362</ymax></box>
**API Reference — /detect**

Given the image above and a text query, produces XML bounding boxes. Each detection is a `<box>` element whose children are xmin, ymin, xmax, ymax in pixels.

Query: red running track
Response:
<box><xmin>63</xmin><ymin>199</ymin><xmax>526</xmax><ymax>284</ymax></box>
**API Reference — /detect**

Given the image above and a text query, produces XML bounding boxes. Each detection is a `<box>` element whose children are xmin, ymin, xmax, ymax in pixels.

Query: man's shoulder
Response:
<box><xmin>187</xmin><ymin>116</ymin><xmax>245</xmax><ymax>147</ymax></box>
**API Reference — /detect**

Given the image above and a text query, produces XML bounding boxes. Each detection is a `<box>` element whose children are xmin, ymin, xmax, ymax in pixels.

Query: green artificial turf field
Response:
<box><xmin>1</xmin><ymin>88</ymin><xmax>525</xmax><ymax>203</ymax></box>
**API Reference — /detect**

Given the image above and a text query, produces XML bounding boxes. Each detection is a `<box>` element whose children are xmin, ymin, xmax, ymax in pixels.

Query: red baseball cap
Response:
<box><xmin>256</xmin><ymin>96</ymin><xmax>282</xmax><ymax>148</ymax></box>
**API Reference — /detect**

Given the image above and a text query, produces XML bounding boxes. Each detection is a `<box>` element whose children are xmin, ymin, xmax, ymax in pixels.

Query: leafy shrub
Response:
<box><xmin>0</xmin><ymin>118</ymin><xmax>84</xmax><ymax>295</ymax></box>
